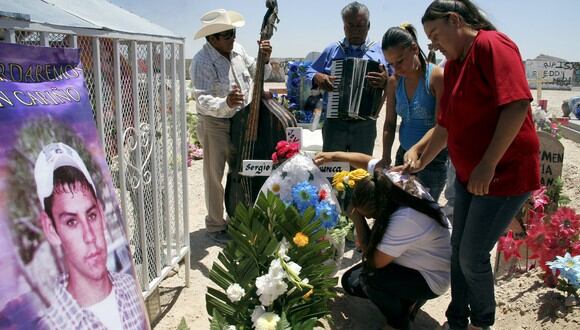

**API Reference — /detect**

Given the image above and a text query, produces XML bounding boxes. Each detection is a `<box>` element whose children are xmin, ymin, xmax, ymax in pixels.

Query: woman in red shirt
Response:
<box><xmin>407</xmin><ymin>1</ymin><xmax>540</xmax><ymax>329</ymax></box>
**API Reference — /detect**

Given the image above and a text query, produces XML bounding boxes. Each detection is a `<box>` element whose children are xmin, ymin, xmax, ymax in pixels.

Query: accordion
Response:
<box><xmin>327</xmin><ymin>58</ymin><xmax>384</xmax><ymax>120</ymax></box>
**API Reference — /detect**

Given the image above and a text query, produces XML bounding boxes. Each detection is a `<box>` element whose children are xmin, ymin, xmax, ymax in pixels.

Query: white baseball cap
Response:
<box><xmin>34</xmin><ymin>142</ymin><xmax>96</xmax><ymax>210</ymax></box>
<box><xmin>194</xmin><ymin>9</ymin><xmax>245</xmax><ymax>40</ymax></box>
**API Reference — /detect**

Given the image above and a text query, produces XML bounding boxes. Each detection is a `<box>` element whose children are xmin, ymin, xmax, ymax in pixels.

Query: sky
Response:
<box><xmin>109</xmin><ymin>0</ymin><xmax>580</xmax><ymax>62</ymax></box>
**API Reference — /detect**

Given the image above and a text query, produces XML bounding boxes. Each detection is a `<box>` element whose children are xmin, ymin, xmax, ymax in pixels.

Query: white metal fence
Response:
<box><xmin>1</xmin><ymin>23</ymin><xmax>191</xmax><ymax>298</ymax></box>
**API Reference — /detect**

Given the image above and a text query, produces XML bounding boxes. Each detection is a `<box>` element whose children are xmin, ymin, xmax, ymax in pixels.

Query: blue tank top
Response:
<box><xmin>395</xmin><ymin>63</ymin><xmax>436</xmax><ymax>150</ymax></box>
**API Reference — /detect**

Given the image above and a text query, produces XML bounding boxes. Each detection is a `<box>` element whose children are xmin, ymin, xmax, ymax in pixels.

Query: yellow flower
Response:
<box><xmin>348</xmin><ymin>179</ymin><xmax>355</xmax><ymax>188</ymax></box>
<box><xmin>271</xmin><ymin>183</ymin><xmax>281</xmax><ymax>194</ymax></box>
<box><xmin>349</xmin><ymin>169</ymin><xmax>369</xmax><ymax>181</ymax></box>
<box><xmin>335</xmin><ymin>182</ymin><xmax>345</xmax><ymax>192</ymax></box>
<box><xmin>303</xmin><ymin>288</ymin><xmax>314</xmax><ymax>300</ymax></box>
<box><xmin>293</xmin><ymin>232</ymin><xmax>309</xmax><ymax>247</ymax></box>
<box><xmin>332</xmin><ymin>171</ymin><xmax>349</xmax><ymax>187</ymax></box>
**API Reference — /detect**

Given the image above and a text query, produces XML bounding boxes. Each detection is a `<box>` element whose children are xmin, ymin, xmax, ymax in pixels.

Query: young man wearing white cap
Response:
<box><xmin>35</xmin><ymin>142</ymin><xmax>147</xmax><ymax>329</ymax></box>
<box><xmin>191</xmin><ymin>8</ymin><xmax>273</xmax><ymax>244</ymax></box>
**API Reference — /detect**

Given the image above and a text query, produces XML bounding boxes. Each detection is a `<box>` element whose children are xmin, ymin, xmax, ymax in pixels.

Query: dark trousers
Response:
<box><xmin>445</xmin><ymin>180</ymin><xmax>530</xmax><ymax>329</ymax></box>
<box><xmin>342</xmin><ymin>262</ymin><xmax>438</xmax><ymax>330</ymax></box>
<box><xmin>322</xmin><ymin>119</ymin><xmax>376</xmax><ymax>155</ymax></box>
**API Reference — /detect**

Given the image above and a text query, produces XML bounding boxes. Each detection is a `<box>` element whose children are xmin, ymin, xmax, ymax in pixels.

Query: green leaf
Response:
<box><xmin>209</xmin><ymin>310</ymin><xmax>228</xmax><ymax>330</ymax></box>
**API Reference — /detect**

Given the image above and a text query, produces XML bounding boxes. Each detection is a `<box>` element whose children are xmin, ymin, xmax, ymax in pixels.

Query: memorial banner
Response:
<box><xmin>0</xmin><ymin>43</ymin><xmax>149</xmax><ymax>329</ymax></box>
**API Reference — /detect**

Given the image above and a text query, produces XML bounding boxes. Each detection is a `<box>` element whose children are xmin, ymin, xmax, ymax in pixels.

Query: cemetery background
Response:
<box><xmin>152</xmin><ymin>84</ymin><xmax>580</xmax><ymax>330</ymax></box>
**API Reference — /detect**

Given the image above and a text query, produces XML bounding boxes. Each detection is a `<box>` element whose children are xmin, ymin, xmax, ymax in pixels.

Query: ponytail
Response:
<box><xmin>381</xmin><ymin>23</ymin><xmax>428</xmax><ymax>74</ymax></box>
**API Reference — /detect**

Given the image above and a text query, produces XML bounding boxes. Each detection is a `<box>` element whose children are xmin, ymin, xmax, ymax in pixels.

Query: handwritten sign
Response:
<box><xmin>526</xmin><ymin>60</ymin><xmax>580</xmax><ymax>89</ymax></box>
<box><xmin>241</xmin><ymin>160</ymin><xmax>273</xmax><ymax>176</ymax></box>
<box><xmin>538</xmin><ymin>131</ymin><xmax>564</xmax><ymax>187</ymax></box>
<box><xmin>286</xmin><ymin>127</ymin><xmax>302</xmax><ymax>148</ymax></box>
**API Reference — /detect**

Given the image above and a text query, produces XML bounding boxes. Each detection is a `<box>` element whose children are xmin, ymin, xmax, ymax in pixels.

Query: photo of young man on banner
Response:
<box><xmin>0</xmin><ymin>43</ymin><xmax>149</xmax><ymax>329</ymax></box>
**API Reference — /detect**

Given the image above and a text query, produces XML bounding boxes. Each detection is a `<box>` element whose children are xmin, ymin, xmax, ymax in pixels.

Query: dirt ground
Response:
<box><xmin>152</xmin><ymin>87</ymin><xmax>580</xmax><ymax>330</ymax></box>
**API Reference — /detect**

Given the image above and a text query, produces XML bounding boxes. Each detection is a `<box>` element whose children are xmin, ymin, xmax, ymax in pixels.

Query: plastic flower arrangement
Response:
<box><xmin>187</xmin><ymin>141</ymin><xmax>203</xmax><ymax>166</ymax></box>
<box><xmin>498</xmin><ymin>183</ymin><xmax>579</xmax><ymax>295</ymax></box>
<box><xmin>263</xmin><ymin>153</ymin><xmax>341</xmax><ymax>231</ymax></box>
<box><xmin>207</xmin><ymin>147</ymin><xmax>350</xmax><ymax>329</ymax></box>
<box><xmin>206</xmin><ymin>192</ymin><xmax>338</xmax><ymax>329</ymax></box>
<box><xmin>533</xmin><ymin>109</ymin><xmax>570</xmax><ymax>139</ymax></box>
<box><xmin>285</xmin><ymin>61</ymin><xmax>312</xmax><ymax>111</ymax></box>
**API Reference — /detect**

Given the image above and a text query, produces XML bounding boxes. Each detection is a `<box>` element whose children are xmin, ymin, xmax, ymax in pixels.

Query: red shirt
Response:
<box><xmin>439</xmin><ymin>30</ymin><xmax>540</xmax><ymax>196</ymax></box>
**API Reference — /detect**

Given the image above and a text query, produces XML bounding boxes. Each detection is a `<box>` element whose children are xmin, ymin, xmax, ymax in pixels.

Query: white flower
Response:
<box><xmin>226</xmin><ymin>283</ymin><xmax>245</xmax><ymax>303</ymax></box>
<box><xmin>251</xmin><ymin>305</ymin><xmax>266</xmax><ymax>324</ymax></box>
<box><xmin>254</xmin><ymin>312</ymin><xmax>281</xmax><ymax>330</ymax></box>
<box><xmin>278</xmin><ymin>237</ymin><xmax>290</xmax><ymax>261</ymax></box>
<box><xmin>268</xmin><ymin>259</ymin><xmax>286</xmax><ymax>281</ymax></box>
<box><xmin>255</xmin><ymin>272</ymin><xmax>288</xmax><ymax>306</ymax></box>
<box><xmin>286</xmin><ymin>261</ymin><xmax>302</xmax><ymax>277</ymax></box>
<box><xmin>225</xmin><ymin>326</ymin><xmax>236</xmax><ymax>330</ymax></box>
<box><xmin>267</xmin><ymin>174</ymin><xmax>283</xmax><ymax>195</ymax></box>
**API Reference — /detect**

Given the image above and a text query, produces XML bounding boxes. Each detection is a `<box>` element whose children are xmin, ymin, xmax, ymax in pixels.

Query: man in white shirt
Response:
<box><xmin>191</xmin><ymin>9</ymin><xmax>272</xmax><ymax>244</ymax></box>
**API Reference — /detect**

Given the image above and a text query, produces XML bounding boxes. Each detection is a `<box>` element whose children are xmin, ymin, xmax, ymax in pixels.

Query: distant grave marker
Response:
<box><xmin>538</xmin><ymin>130</ymin><xmax>565</xmax><ymax>187</ymax></box>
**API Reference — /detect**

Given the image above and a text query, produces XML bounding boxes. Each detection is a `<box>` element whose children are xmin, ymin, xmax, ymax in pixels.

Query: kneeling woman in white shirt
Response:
<box><xmin>323</xmin><ymin>153</ymin><xmax>451</xmax><ymax>330</ymax></box>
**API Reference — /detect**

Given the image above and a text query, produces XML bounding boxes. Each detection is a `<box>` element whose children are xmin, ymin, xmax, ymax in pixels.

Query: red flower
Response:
<box><xmin>271</xmin><ymin>151</ymin><xmax>279</xmax><ymax>163</ymax></box>
<box><xmin>273</xmin><ymin>140</ymin><xmax>301</xmax><ymax>163</ymax></box>
<box><xmin>572</xmin><ymin>241</ymin><xmax>580</xmax><ymax>255</ymax></box>
<box><xmin>498</xmin><ymin>230</ymin><xmax>524</xmax><ymax>261</ymax></box>
<box><xmin>277</xmin><ymin>144</ymin><xmax>290</xmax><ymax>157</ymax></box>
<box><xmin>276</xmin><ymin>140</ymin><xmax>289</xmax><ymax>150</ymax></box>
<box><xmin>286</xmin><ymin>142</ymin><xmax>300</xmax><ymax>159</ymax></box>
<box><xmin>525</xmin><ymin>223</ymin><xmax>548</xmax><ymax>259</ymax></box>
<box><xmin>318</xmin><ymin>189</ymin><xmax>328</xmax><ymax>201</ymax></box>
<box><xmin>550</xmin><ymin>207</ymin><xmax>579</xmax><ymax>237</ymax></box>
<box><xmin>527</xmin><ymin>209</ymin><xmax>545</xmax><ymax>226</ymax></box>
<box><xmin>531</xmin><ymin>187</ymin><xmax>550</xmax><ymax>211</ymax></box>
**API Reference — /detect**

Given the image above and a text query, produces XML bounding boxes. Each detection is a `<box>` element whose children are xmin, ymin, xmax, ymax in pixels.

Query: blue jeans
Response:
<box><xmin>395</xmin><ymin>146</ymin><xmax>448</xmax><ymax>202</ymax></box>
<box><xmin>445</xmin><ymin>161</ymin><xmax>456</xmax><ymax>205</ymax></box>
<box><xmin>446</xmin><ymin>180</ymin><xmax>530</xmax><ymax>329</ymax></box>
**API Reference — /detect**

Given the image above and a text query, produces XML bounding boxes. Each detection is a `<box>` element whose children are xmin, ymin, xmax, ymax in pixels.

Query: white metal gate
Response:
<box><xmin>0</xmin><ymin>23</ymin><xmax>191</xmax><ymax>298</ymax></box>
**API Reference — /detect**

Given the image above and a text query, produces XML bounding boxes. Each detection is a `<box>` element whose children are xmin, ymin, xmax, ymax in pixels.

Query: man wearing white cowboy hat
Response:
<box><xmin>191</xmin><ymin>8</ymin><xmax>273</xmax><ymax>244</ymax></box>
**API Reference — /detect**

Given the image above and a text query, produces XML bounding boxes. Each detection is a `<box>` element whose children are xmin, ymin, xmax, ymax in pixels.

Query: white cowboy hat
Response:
<box><xmin>194</xmin><ymin>9</ymin><xmax>245</xmax><ymax>40</ymax></box>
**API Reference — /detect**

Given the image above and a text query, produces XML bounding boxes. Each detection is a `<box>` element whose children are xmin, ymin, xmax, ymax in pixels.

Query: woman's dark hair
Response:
<box><xmin>421</xmin><ymin>0</ymin><xmax>496</xmax><ymax>31</ymax></box>
<box><xmin>381</xmin><ymin>24</ymin><xmax>428</xmax><ymax>74</ymax></box>
<box><xmin>351</xmin><ymin>170</ymin><xmax>447</xmax><ymax>269</ymax></box>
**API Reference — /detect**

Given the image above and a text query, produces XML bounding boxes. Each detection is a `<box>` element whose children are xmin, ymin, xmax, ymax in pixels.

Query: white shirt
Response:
<box><xmin>85</xmin><ymin>289</ymin><xmax>123</xmax><ymax>330</ymax></box>
<box><xmin>377</xmin><ymin>207</ymin><xmax>451</xmax><ymax>295</ymax></box>
<box><xmin>190</xmin><ymin>42</ymin><xmax>272</xmax><ymax>118</ymax></box>
<box><xmin>367</xmin><ymin>158</ymin><xmax>451</xmax><ymax>295</ymax></box>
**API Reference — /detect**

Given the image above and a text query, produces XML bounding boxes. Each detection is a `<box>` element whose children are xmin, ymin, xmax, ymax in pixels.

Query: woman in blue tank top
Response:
<box><xmin>377</xmin><ymin>23</ymin><xmax>448</xmax><ymax>201</ymax></box>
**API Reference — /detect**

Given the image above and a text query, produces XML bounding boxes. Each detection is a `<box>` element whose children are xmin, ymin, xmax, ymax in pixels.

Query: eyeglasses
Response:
<box><xmin>213</xmin><ymin>29</ymin><xmax>236</xmax><ymax>40</ymax></box>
